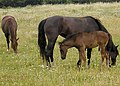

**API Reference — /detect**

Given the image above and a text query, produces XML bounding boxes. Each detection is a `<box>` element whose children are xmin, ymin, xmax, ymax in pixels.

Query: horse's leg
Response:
<box><xmin>77</xmin><ymin>52</ymin><xmax>82</xmax><ymax>68</ymax></box>
<box><xmin>87</xmin><ymin>48</ymin><xmax>92</xmax><ymax>68</ymax></box>
<box><xmin>80</xmin><ymin>47</ymin><xmax>86</xmax><ymax>68</ymax></box>
<box><xmin>5</xmin><ymin>33</ymin><xmax>10</xmax><ymax>51</ymax></box>
<box><xmin>108</xmin><ymin>51</ymin><xmax>111</xmax><ymax>67</ymax></box>
<box><xmin>49</xmin><ymin>40</ymin><xmax>56</xmax><ymax>66</ymax></box>
<box><xmin>109</xmin><ymin>55</ymin><xmax>111</xmax><ymax>67</ymax></box>
<box><xmin>77</xmin><ymin>60</ymin><xmax>81</xmax><ymax>67</ymax></box>
<box><xmin>99</xmin><ymin>46</ymin><xmax>106</xmax><ymax>71</ymax></box>
<box><xmin>105</xmin><ymin>51</ymin><xmax>109</xmax><ymax>69</ymax></box>
<box><xmin>45</xmin><ymin>38</ymin><xmax>57</xmax><ymax>67</ymax></box>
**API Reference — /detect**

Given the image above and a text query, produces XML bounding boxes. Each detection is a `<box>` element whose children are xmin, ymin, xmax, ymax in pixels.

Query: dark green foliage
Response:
<box><xmin>0</xmin><ymin>0</ymin><xmax>119</xmax><ymax>7</ymax></box>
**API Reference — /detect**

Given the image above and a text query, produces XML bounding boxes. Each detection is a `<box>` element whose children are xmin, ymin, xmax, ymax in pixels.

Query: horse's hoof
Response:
<box><xmin>61</xmin><ymin>58</ymin><xmax>65</xmax><ymax>60</ymax></box>
<box><xmin>14</xmin><ymin>51</ymin><xmax>17</xmax><ymax>54</ymax></box>
<box><xmin>51</xmin><ymin>62</ymin><xmax>54</xmax><ymax>67</ymax></box>
<box><xmin>46</xmin><ymin>65</ymin><xmax>51</xmax><ymax>70</ymax></box>
<box><xmin>88</xmin><ymin>65</ymin><xmax>90</xmax><ymax>69</ymax></box>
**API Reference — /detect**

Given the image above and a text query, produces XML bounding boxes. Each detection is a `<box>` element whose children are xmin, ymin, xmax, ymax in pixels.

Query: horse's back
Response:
<box><xmin>75</xmin><ymin>31</ymin><xmax>109</xmax><ymax>48</ymax></box>
<box><xmin>85</xmin><ymin>31</ymin><xmax>109</xmax><ymax>43</ymax></box>
<box><xmin>44</xmin><ymin>15</ymin><xmax>101</xmax><ymax>38</ymax></box>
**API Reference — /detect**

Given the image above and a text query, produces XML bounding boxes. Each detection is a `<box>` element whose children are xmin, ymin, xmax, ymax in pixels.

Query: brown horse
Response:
<box><xmin>1</xmin><ymin>15</ymin><xmax>19</xmax><ymax>53</ymax></box>
<box><xmin>38</xmin><ymin>16</ymin><xmax>119</xmax><ymax>67</ymax></box>
<box><xmin>59</xmin><ymin>31</ymin><xmax>110</xmax><ymax>70</ymax></box>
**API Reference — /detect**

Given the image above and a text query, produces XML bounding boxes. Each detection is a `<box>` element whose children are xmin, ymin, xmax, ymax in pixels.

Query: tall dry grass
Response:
<box><xmin>0</xmin><ymin>2</ymin><xmax>120</xmax><ymax>86</ymax></box>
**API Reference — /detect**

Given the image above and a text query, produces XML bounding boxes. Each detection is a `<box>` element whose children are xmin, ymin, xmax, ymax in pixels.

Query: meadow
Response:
<box><xmin>0</xmin><ymin>2</ymin><xmax>120</xmax><ymax>86</ymax></box>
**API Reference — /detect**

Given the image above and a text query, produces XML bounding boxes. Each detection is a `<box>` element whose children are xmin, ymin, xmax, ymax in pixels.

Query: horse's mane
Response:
<box><xmin>86</xmin><ymin>16</ymin><xmax>109</xmax><ymax>33</ymax></box>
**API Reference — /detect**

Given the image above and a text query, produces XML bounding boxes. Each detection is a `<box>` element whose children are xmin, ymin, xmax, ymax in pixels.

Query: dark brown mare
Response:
<box><xmin>38</xmin><ymin>16</ymin><xmax>119</xmax><ymax>67</ymax></box>
<box><xmin>59</xmin><ymin>31</ymin><xmax>110</xmax><ymax>69</ymax></box>
<box><xmin>1</xmin><ymin>15</ymin><xmax>19</xmax><ymax>53</ymax></box>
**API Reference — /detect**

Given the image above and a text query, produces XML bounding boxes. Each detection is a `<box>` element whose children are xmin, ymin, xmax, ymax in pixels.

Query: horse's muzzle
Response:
<box><xmin>61</xmin><ymin>57</ymin><xmax>66</xmax><ymax>60</ymax></box>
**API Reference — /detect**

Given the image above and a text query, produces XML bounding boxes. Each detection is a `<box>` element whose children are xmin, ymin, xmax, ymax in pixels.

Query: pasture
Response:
<box><xmin>0</xmin><ymin>2</ymin><xmax>120</xmax><ymax>86</ymax></box>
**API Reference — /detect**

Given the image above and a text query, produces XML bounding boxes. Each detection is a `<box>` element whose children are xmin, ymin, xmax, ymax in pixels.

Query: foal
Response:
<box><xmin>59</xmin><ymin>31</ymin><xmax>110</xmax><ymax>70</ymax></box>
<box><xmin>1</xmin><ymin>16</ymin><xmax>19</xmax><ymax>53</ymax></box>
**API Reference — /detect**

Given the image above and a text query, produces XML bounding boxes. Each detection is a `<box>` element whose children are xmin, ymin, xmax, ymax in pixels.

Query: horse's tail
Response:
<box><xmin>89</xmin><ymin>16</ymin><xmax>109</xmax><ymax>33</ymax></box>
<box><xmin>38</xmin><ymin>19</ymin><xmax>47</xmax><ymax>59</ymax></box>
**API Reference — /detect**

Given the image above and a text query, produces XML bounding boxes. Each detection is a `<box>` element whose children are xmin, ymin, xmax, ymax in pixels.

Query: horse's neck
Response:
<box><xmin>64</xmin><ymin>39</ymin><xmax>74</xmax><ymax>47</ymax></box>
<box><xmin>107</xmin><ymin>38</ymin><xmax>115</xmax><ymax>51</ymax></box>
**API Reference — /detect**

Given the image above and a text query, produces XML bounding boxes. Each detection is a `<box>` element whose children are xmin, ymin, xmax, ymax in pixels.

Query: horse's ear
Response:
<box><xmin>17</xmin><ymin>38</ymin><xmax>19</xmax><ymax>41</ymax></box>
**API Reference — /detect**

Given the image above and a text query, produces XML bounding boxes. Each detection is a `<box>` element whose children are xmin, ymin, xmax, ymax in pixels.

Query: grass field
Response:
<box><xmin>0</xmin><ymin>2</ymin><xmax>120</xmax><ymax>86</ymax></box>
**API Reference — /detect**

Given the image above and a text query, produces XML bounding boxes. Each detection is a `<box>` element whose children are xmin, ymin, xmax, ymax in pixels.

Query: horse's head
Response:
<box><xmin>109</xmin><ymin>45</ymin><xmax>119</xmax><ymax>66</ymax></box>
<box><xmin>11</xmin><ymin>38</ymin><xmax>19</xmax><ymax>53</ymax></box>
<box><xmin>59</xmin><ymin>42</ymin><xmax>68</xmax><ymax>60</ymax></box>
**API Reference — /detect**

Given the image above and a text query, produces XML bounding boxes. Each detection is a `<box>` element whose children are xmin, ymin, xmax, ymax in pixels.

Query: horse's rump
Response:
<box><xmin>1</xmin><ymin>16</ymin><xmax>17</xmax><ymax>34</ymax></box>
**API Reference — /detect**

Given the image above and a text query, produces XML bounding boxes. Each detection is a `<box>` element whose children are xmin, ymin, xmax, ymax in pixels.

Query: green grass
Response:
<box><xmin>0</xmin><ymin>2</ymin><xmax>120</xmax><ymax>86</ymax></box>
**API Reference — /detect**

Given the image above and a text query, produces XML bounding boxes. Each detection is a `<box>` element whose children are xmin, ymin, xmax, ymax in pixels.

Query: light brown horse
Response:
<box><xmin>59</xmin><ymin>31</ymin><xmax>110</xmax><ymax>70</ymax></box>
<box><xmin>1</xmin><ymin>15</ymin><xmax>19</xmax><ymax>53</ymax></box>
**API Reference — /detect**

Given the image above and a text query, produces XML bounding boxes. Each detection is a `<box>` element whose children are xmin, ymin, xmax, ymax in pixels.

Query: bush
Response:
<box><xmin>0</xmin><ymin>0</ymin><xmax>119</xmax><ymax>7</ymax></box>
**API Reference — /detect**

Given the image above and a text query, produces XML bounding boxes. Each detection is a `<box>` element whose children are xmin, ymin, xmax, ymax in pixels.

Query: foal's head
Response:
<box><xmin>59</xmin><ymin>33</ymin><xmax>77</xmax><ymax>59</ymax></box>
<box><xmin>11</xmin><ymin>38</ymin><xmax>19</xmax><ymax>53</ymax></box>
<box><xmin>59</xmin><ymin>42</ymin><xmax>69</xmax><ymax>60</ymax></box>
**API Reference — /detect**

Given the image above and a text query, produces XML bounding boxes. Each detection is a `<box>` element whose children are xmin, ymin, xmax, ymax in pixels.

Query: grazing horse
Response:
<box><xmin>1</xmin><ymin>15</ymin><xmax>19</xmax><ymax>53</ymax></box>
<box><xmin>59</xmin><ymin>31</ymin><xmax>110</xmax><ymax>70</ymax></box>
<box><xmin>38</xmin><ymin>15</ymin><xmax>119</xmax><ymax>67</ymax></box>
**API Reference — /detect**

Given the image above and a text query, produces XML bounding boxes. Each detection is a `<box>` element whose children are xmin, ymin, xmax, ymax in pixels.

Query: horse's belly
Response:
<box><xmin>85</xmin><ymin>41</ymin><xmax>98</xmax><ymax>48</ymax></box>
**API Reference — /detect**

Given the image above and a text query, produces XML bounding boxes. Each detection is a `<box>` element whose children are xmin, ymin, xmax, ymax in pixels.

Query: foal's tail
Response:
<box><xmin>38</xmin><ymin>19</ymin><xmax>47</xmax><ymax>59</ymax></box>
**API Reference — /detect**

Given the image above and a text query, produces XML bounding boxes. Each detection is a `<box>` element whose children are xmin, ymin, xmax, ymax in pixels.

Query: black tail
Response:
<box><xmin>38</xmin><ymin>19</ymin><xmax>47</xmax><ymax>59</ymax></box>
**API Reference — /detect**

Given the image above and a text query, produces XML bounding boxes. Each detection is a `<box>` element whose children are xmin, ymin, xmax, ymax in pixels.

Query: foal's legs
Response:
<box><xmin>99</xmin><ymin>46</ymin><xmax>109</xmax><ymax>70</ymax></box>
<box><xmin>87</xmin><ymin>48</ymin><xmax>92</xmax><ymax>67</ymax></box>
<box><xmin>5</xmin><ymin>33</ymin><xmax>10</xmax><ymax>51</ymax></box>
<box><xmin>77</xmin><ymin>47</ymin><xmax>86</xmax><ymax>69</ymax></box>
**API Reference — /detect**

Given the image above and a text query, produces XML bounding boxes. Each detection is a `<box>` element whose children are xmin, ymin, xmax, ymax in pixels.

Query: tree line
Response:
<box><xmin>0</xmin><ymin>0</ymin><xmax>119</xmax><ymax>7</ymax></box>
